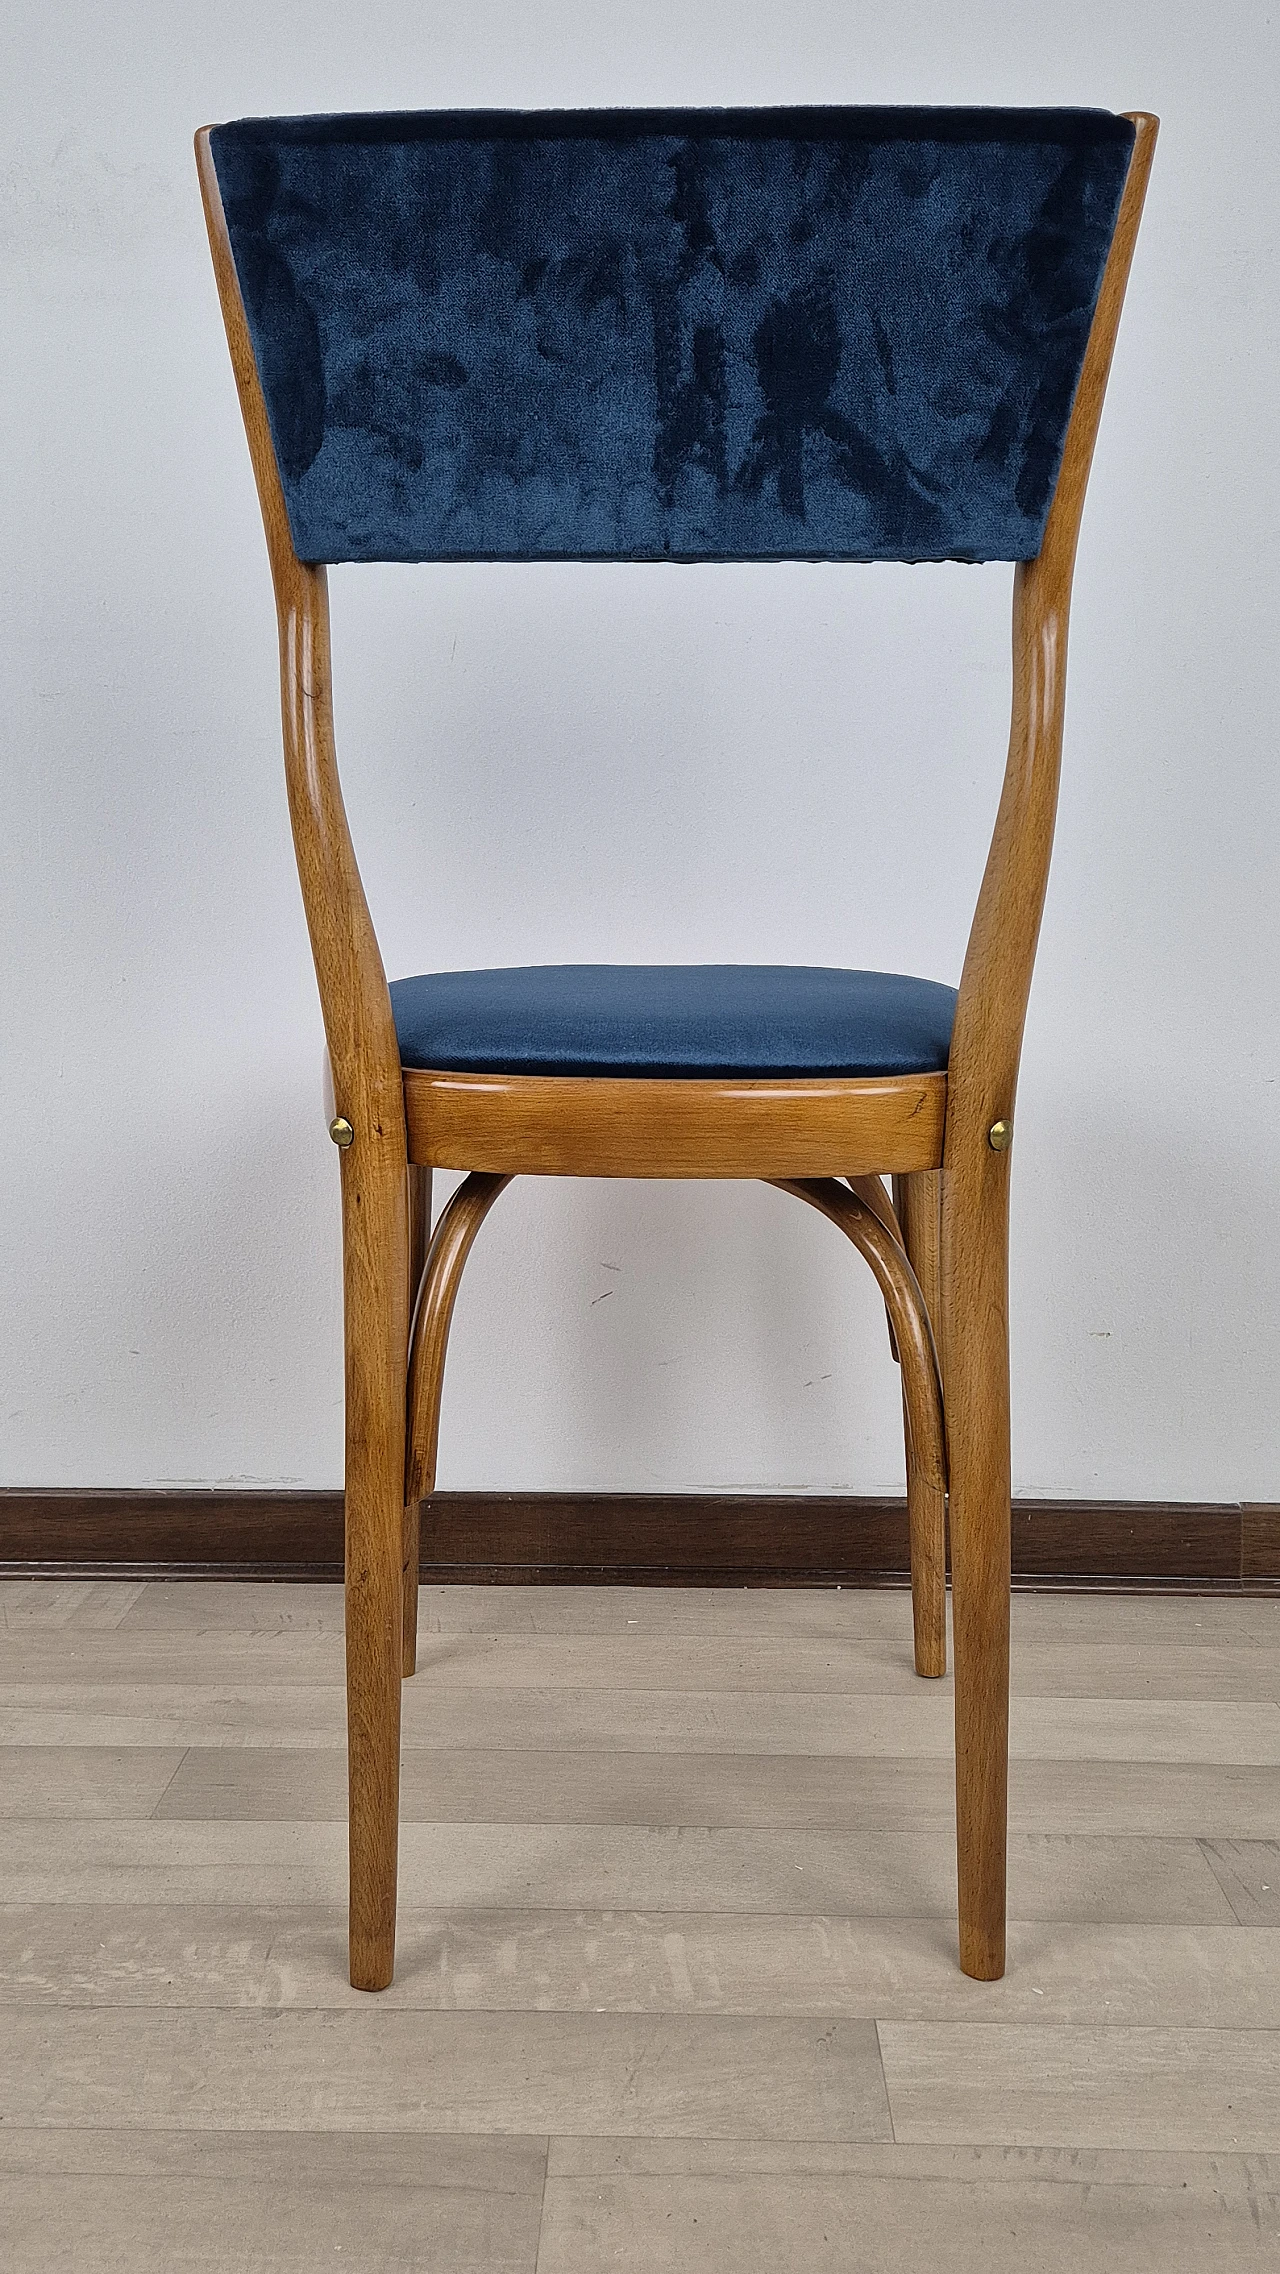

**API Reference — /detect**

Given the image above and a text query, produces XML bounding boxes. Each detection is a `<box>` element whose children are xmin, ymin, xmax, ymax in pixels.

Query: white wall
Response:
<box><xmin>3</xmin><ymin>2</ymin><xmax>1277</xmax><ymax>1500</ymax></box>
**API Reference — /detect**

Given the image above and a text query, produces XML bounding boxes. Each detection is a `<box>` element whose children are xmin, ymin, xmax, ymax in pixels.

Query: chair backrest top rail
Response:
<box><xmin>209</xmin><ymin>105</ymin><xmax>1136</xmax><ymax>567</ymax></box>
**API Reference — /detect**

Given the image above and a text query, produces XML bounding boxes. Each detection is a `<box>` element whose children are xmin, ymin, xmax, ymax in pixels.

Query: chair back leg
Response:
<box><xmin>940</xmin><ymin>1166</ymin><xmax>1011</xmax><ymax>1981</ymax></box>
<box><xmin>342</xmin><ymin>1146</ymin><xmax>411</xmax><ymax>1993</ymax></box>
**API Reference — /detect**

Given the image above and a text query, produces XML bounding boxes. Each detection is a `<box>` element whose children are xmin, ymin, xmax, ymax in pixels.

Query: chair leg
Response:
<box><xmin>894</xmin><ymin>1171</ymin><xmax>947</xmax><ymax>1678</ymax></box>
<box><xmin>405</xmin><ymin>1173</ymin><xmax>512</xmax><ymax>1507</ymax></box>
<box><xmin>903</xmin><ymin>1395</ymin><xmax>947</xmax><ymax>1679</ymax></box>
<box><xmin>402</xmin><ymin>1167</ymin><xmax>432</xmax><ymax>1679</ymax></box>
<box><xmin>940</xmin><ymin>1171</ymin><xmax>1011</xmax><ymax>1982</ymax></box>
<box><xmin>341</xmin><ymin>1146</ymin><xmax>410</xmax><ymax>1994</ymax></box>
<box><xmin>400</xmin><ymin>1500</ymin><xmax>420</xmax><ymax>1678</ymax></box>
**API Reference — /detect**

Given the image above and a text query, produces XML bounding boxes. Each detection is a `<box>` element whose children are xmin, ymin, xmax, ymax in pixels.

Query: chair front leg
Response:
<box><xmin>341</xmin><ymin>1137</ymin><xmax>411</xmax><ymax>1993</ymax></box>
<box><xmin>940</xmin><ymin>1166</ymin><xmax>1011</xmax><ymax>1982</ymax></box>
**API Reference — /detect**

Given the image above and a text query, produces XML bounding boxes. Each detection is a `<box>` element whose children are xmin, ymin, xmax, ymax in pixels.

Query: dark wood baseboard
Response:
<box><xmin>1</xmin><ymin>1488</ymin><xmax>1276</xmax><ymax>1590</ymax></box>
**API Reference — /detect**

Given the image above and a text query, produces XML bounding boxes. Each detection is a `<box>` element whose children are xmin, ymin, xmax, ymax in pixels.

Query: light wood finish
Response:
<box><xmin>116</xmin><ymin>1580</ymin><xmax>1280</xmax><ymax>1647</ymax></box>
<box><xmin>894</xmin><ymin>1174</ymin><xmax>942</xmax><ymax>1364</ymax></box>
<box><xmin>404</xmin><ymin>1171</ymin><xmax>512</xmax><ymax>1511</ymax></box>
<box><xmin>151</xmin><ymin>1747</ymin><xmax>1280</xmax><ymax>1842</ymax></box>
<box><xmin>537</xmin><ymin>2147</ymin><xmax>1280</xmax><ymax>2272</ymax></box>
<box><xmin>939</xmin><ymin>115</ymin><xmax>1158</xmax><ymax>1978</ymax></box>
<box><xmin>878</xmin><ymin>2023</ymin><xmax>1280</xmax><ymax>2151</ymax></box>
<box><xmin>10</xmin><ymin>1899</ymin><xmax>1280</xmax><ymax>2026</ymax></box>
<box><xmin>401</xmin><ymin>1166</ymin><xmax>433</xmax><ymax>1677</ymax></box>
<box><xmin>197</xmin><ymin>133</ymin><xmax>409</xmax><ymax>1991</ymax></box>
<box><xmin>0</xmin><ymin>2132</ymin><xmax>546</xmax><ymax>2274</ymax></box>
<box><xmin>854</xmin><ymin>1166</ymin><xmax>947</xmax><ymax>1678</ymax></box>
<box><xmin>404</xmin><ymin>1067</ymin><xmax>946</xmax><ymax>1178</ymax></box>
<box><xmin>846</xmin><ymin>1174</ymin><xmax>906</xmax><ymax>1366</ymax></box>
<box><xmin>197</xmin><ymin>114</ymin><xmax>1156</xmax><ymax>1992</ymax></box>
<box><xmin>2</xmin><ymin>1580</ymin><xmax>1278</xmax><ymax>2268</ymax></box>
<box><xmin>769</xmin><ymin>1178</ymin><xmax>946</xmax><ymax>1680</ymax></box>
<box><xmin>894</xmin><ymin>1169</ymin><xmax>947</xmax><ymax>1674</ymax></box>
<box><xmin>846</xmin><ymin>1173</ymin><xmax>904</xmax><ymax>1246</ymax></box>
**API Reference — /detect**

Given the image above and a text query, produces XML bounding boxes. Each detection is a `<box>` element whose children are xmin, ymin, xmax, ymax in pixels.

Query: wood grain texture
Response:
<box><xmin>895</xmin><ymin>1169</ymin><xmax>948</xmax><ymax>1674</ymax></box>
<box><xmin>401</xmin><ymin>1164</ymin><xmax>434</xmax><ymax>1675</ymax></box>
<box><xmin>148</xmin><ymin>1748</ymin><xmax>1280</xmax><ymax>1839</ymax></box>
<box><xmin>404</xmin><ymin>1174</ymin><xmax>512</xmax><ymax>1511</ymax></box>
<box><xmin>771</xmin><ymin>1177</ymin><xmax>947</xmax><ymax>1678</ymax></box>
<box><xmin>0</xmin><ymin>2133</ymin><xmax>547</xmax><ymax>2274</ymax></box>
<box><xmin>4</xmin><ymin>1574</ymin><xmax>1276</xmax><ymax>2264</ymax></box>
<box><xmin>878</xmin><ymin>2020</ymin><xmax>1280</xmax><ymax>2150</ymax></box>
<box><xmin>198</xmin><ymin>131</ymin><xmax>408</xmax><ymax>1989</ymax></box>
<box><xmin>0</xmin><ymin>2006</ymin><xmax>891</xmax><ymax>2141</ymax></box>
<box><xmin>14</xmin><ymin>1627</ymin><xmax>1272</xmax><ymax>1705</ymax></box>
<box><xmin>8</xmin><ymin>1904</ymin><xmax>1280</xmax><ymax>2028</ymax></box>
<box><xmin>534</xmin><ymin>2148</ymin><xmax>1280</xmax><ymax>2272</ymax></box>
<box><xmin>0</xmin><ymin>1821</ymin><xmax>1235</xmax><ymax>1924</ymax></box>
<box><xmin>403</xmin><ymin>1068</ymin><xmax>947</xmax><ymax>1177</ymax></box>
<box><xmin>1243</xmin><ymin>1506</ymin><xmax>1280</xmax><ymax>1581</ymax></box>
<box><xmin>1</xmin><ymin>1490</ymin><xmax>1258</xmax><ymax>1586</ymax></box>
<box><xmin>1199</xmin><ymin>1841</ymin><xmax>1280</xmax><ymax>1926</ymax></box>
<box><xmin>940</xmin><ymin>115</ymin><xmax>1158</xmax><ymax>1980</ymax></box>
<box><xmin>111</xmin><ymin>1581</ymin><xmax>1280</xmax><ymax>1645</ymax></box>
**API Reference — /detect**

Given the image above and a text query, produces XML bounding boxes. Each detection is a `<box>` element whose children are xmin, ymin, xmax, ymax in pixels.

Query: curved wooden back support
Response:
<box><xmin>931</xmin><ymin>110</ymin><xmax>1155</xmax><ymax>1988</ymax></box>
<box><xmin>947</xmin><ymin>113</ymin><xmax>1158</xmax><ymax>1156</ymax></box>
<box><xmin>198</xmin><ymin>134</ymin><xmax>414</xmax><ymax>1995</ymax></box>
<box><xmin>195</xmin><ymin>131</ymin><xmax>403</xmax><ymax>1150</ymax></box>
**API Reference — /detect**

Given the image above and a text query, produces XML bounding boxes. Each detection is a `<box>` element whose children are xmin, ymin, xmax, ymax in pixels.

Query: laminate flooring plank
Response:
<box><xmin>0</xmin><ymin>1630</ymin><xmax>938</xmax><ymax>1697</ymax></box>
<box><xmin>0</xmin><ymin>1747</ymin><xmax>185</xmax><ymax>1819</ymax></box>
<box><xmin>0</xmin><ymin>1684</ymin><xmax>349</xmax><ymax>1749</ymax></box>
<box><xmin>120</xmin><ymin>1583</ymin><xmax>349</xmax><ymax>1635</ymax></box>
<box><xmin>544</xmin><ymin>2137</ymin><xmax>1280</xmax><ymax>2181</ymax></box>
<box><xmin>1008</xmin><ymin>1595</ymin><xmax>1280</xmax><ymax>1646</ymax></box>
<box><xmin>1010</xmin><ymin>1696</ymin><xmax>1280</xmax><ymax>1764</ymax></box>
<box><xmin>153</xmin><ymin>1746</ymin><xmax>1280</xmax><ymax>1837</ymax></box>
<box><xmin>1201</xmin><ymin>1842</ymin><xmax>1280</xmax><ymax>1924</ymax></box>
<box><xmin>6</xmin><ymin>1683</ymin><xmax>1277</xmax><ymax>1762</ymax></box>
<box><xmin>879</xmin><ymin>2021</ymin><xmax>1280</xmax><ymax>2149</ymax></box>
<box><xmin>10</xmin><ymin>1624</ymin><xmax>1280</xmax><ymax>1705</ymax></box>
<box><xmin>0</xmin><ymin>2008</ymin><xmax>891</xmax><ymax>2141</ymax></box>
<box><xmin>0</xmin><ymin>1820</ymin><xmax>1235</xmax><ymax>1922</ymax></box>
<box><xmin>115</xmin><ymin>1580</ymin><xmax>1280</xmax><ymax>1645</ymax></box>
<box><xmin>0</xmin><ymin>1635</ymin><xmax>353</xmax><ymax>1687</ymax></box>
<box><xmin>0</xmin><ymin>2130</ymin><xmax>546</xmax><ymax>2274</ymax></box>
<box><xmin>0</xmin><ymin>1583</ymin><xmax>146</xmax><ymax>1632</ymax></box>
<box><xmin>118</xmin><ymin>1581</ymin><xmax>917</xmax><ymax>1641</ymax></box>
<box><xmin>2</xmin><ymin>1906</ymin><xmax>1277</xmax><ymax>2027</ymax></box>
<box><xmin>1009</xmin><ymin>1643</ymin><xmax>1280</xmax><ymax>1701</ymax></box>
<box><xmin>535</xmin><ymin>2157</ymin><xmax>1280</xmax><ymax>2272</ymax></box>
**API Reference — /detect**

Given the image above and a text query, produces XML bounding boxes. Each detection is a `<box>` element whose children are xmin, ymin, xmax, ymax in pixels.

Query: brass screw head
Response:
<box><xmin>988</xmin><ymin>1119</ymin><xmax>1013</xmax><ymax>1153</ymax></box>
<box><xmin>329</xmin><ymin>1116</ymin><xmax>354</xmax><ymax>1148</ymax></box>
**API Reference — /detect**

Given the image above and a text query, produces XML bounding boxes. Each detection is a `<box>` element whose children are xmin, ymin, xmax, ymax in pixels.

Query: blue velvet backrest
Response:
<box><xmin>210</xmin><ymin>107</ymin><xmax>1134</xmax><ymax>567</ymax></box>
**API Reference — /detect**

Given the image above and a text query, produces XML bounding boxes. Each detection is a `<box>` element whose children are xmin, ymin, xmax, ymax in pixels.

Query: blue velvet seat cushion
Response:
<box><xmin>390</xmin><ymin>964</ymin><xmax>957</xmax><ymax>1079</ymax></box>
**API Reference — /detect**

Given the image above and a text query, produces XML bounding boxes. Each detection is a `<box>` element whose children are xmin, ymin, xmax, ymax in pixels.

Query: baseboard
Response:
<box><xmin>1</xmin><ymin>1488</ymin><xmax>1276</xmax><ymax>1589</ymax></box>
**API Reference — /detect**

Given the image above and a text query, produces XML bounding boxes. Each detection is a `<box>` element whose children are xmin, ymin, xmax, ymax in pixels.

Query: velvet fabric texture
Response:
<box><xmin>388</xmin><ymin>965</ymin><xmax>957</xmax><ymax>1079</ymax></box>
<box><xmin>210</xmin><ymin>107</ymin><xmax>1133</xmax><ymax>565</ymax></box>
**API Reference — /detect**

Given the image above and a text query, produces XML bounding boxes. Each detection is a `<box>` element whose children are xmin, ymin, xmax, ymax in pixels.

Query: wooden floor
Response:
<box><xmin>1</xmin><ymin>1579</ymin><xmax>1278</xmax><ymax>2269</ymax></box>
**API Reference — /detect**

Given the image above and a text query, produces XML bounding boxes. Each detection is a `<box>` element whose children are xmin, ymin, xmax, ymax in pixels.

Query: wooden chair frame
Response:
<box><xmin>197</xmin><ymin>114</ymin><xmax>1156</xmax><ymax>1989</ymax></box>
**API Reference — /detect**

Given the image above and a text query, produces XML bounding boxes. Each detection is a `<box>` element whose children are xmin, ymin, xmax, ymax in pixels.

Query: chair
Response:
<box><xmin>197</xmin><ymin>105</ymin><xmax>1156</xmax><ymax>1990</ymax></box>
